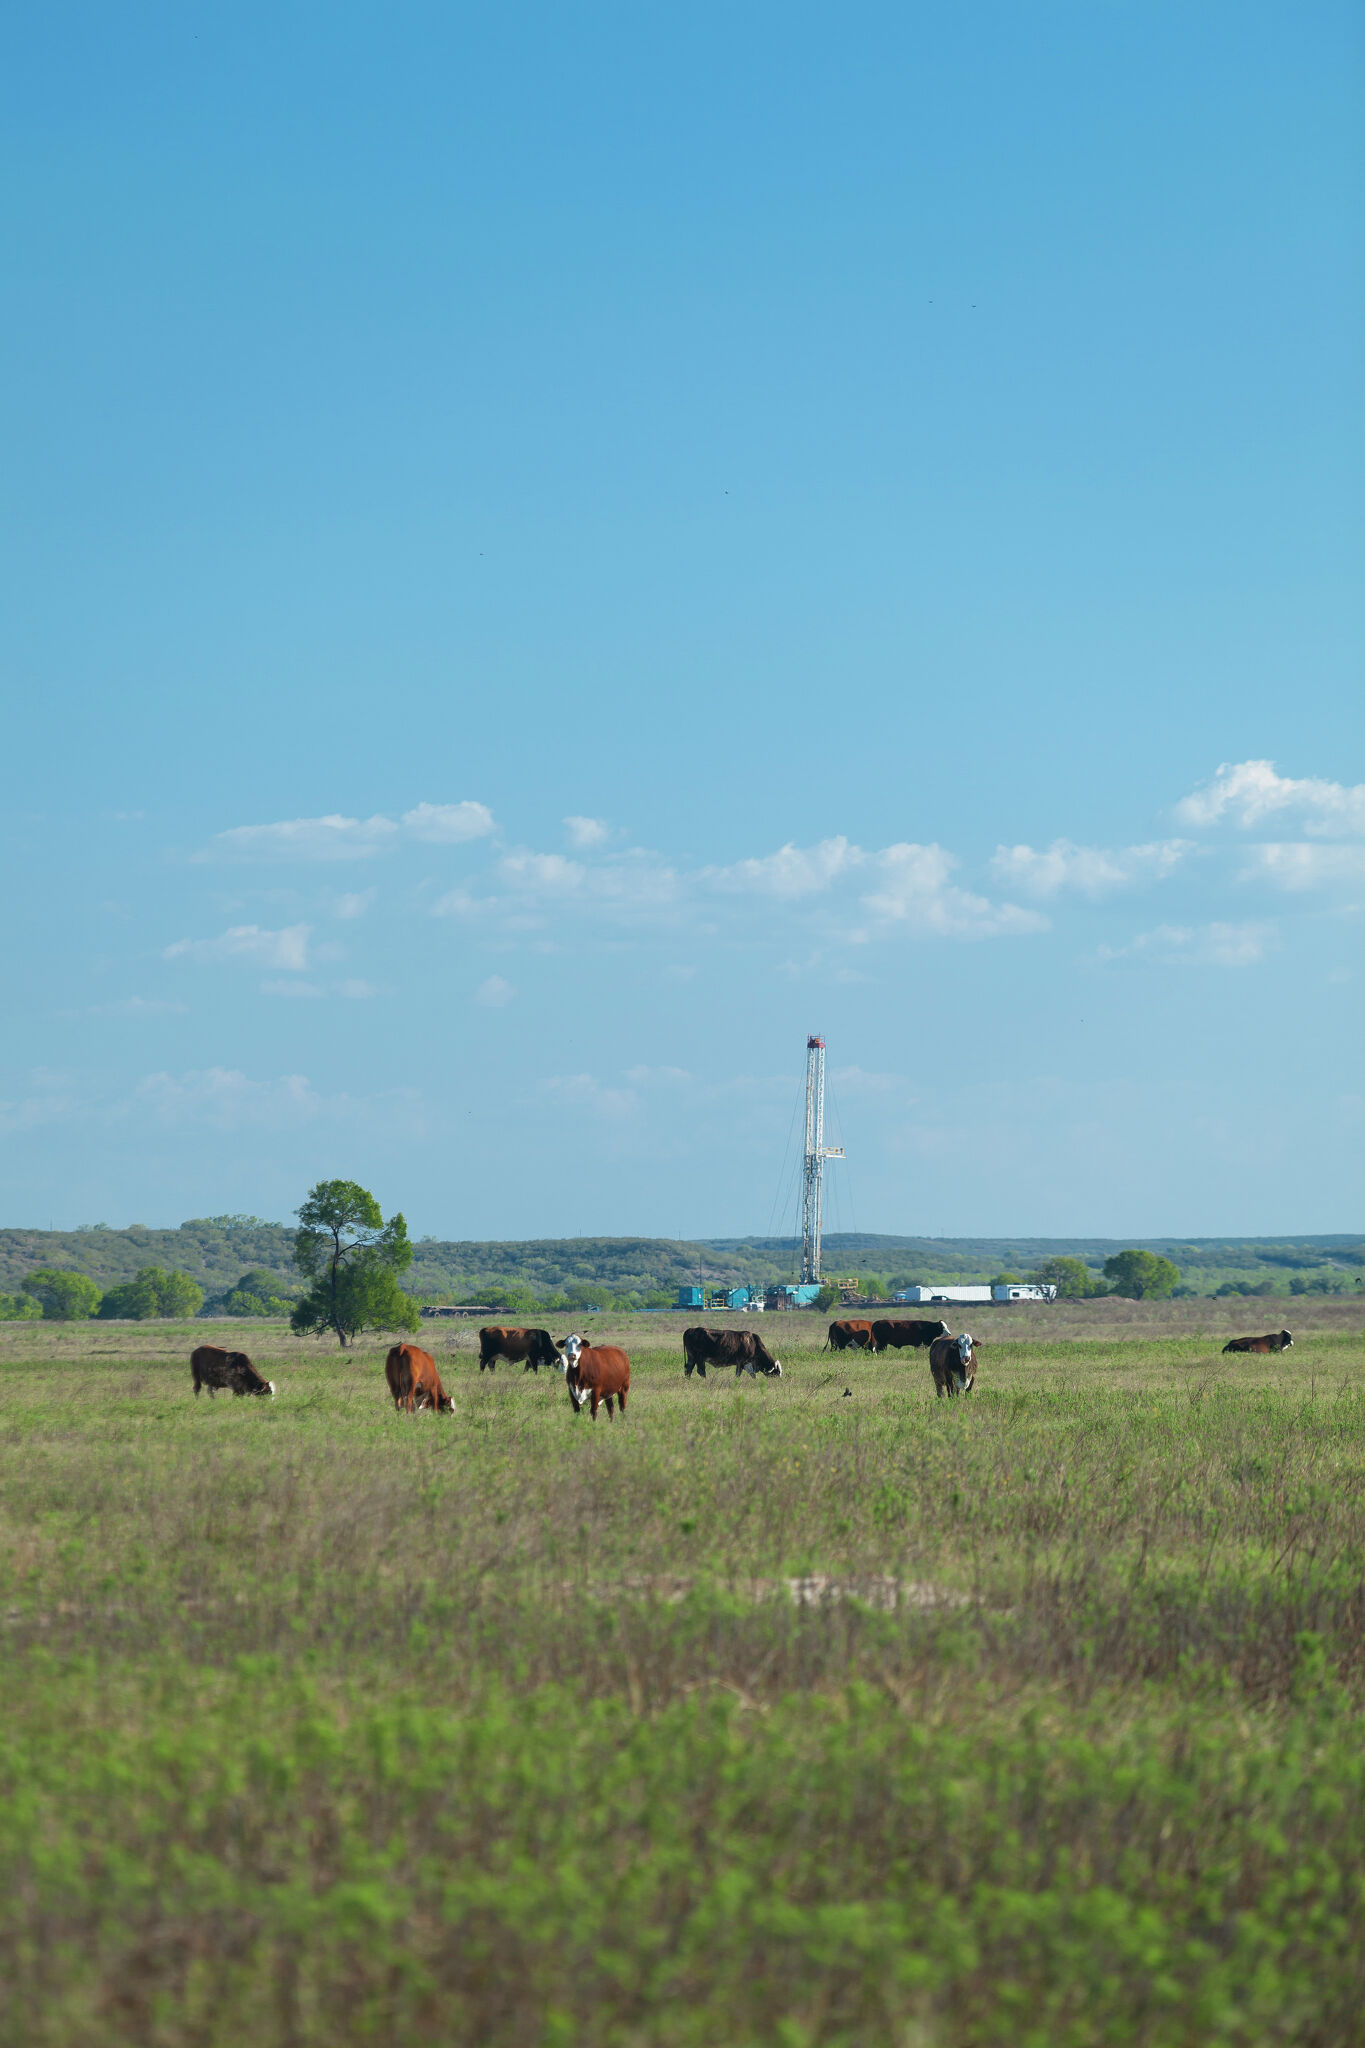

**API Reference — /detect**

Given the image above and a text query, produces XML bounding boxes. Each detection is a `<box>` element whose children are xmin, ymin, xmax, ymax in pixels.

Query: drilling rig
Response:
<box><xmin>800</xmin><ymin>1035</ymin><xmax>844</xmax><ymax>1285</ymax></box>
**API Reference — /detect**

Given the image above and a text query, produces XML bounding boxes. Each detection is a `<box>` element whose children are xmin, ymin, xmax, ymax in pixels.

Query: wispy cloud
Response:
<box><xmin>474</xmin><ymin>975</ymin><xmax>515</xmax><ymax>1008</ymax></box>
<box><xmin>1100</xmin><ymin>920</ymin><xmax>1277</xmax><ymax>967</ymax></box>
<box><xmin>332</xmin><ymin>888</ymin><xmax>377</xmax><ymax>919</ymax></box>
<box><xmin>1237</xmin><ymin>844</ymin><xmax>1365</xmax><ymax>891</ymax></box>
<box><xmin>200</xmin><ymin>800</ymin><xmax>495</xmax><ymax>862</ymax></box>
<box><xmin>564</xmin><ymin>815</ymin><xmax>611</xmax><ymax>849</ymax></box>
<box><xmin>990</xmin><ymin>837</ymin><xmax>1191</xmax><ymax>899</ymax></box>
<box><xmin>437</xmin><ymin>833</ymin><xmax>1040</xmax><ymax>942</ymax></box>
<box><xmin>1175</xmin><ymin>760</ymin><xmax>1365</xmax><ymax>836</ymax></box>
<box><xmin>165</xmin><ymin>924</ymin><xmax>312</xmax><ymax>971</ymax></box>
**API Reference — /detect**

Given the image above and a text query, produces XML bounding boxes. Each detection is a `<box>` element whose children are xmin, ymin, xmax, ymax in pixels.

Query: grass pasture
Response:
<box><xmin>2</xmin><ymin>1307</ymin><xmax>1365</xmax><ymax>2045</ymax></box>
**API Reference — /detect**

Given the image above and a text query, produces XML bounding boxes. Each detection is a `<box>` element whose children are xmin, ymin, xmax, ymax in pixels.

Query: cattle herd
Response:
<box><xmin>188</xmin><ymin>1316</ymin><xmax>1295</xmax><ymax>1415</ymax></box>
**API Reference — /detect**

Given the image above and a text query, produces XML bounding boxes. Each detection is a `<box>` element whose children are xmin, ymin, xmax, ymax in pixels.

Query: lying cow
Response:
<box><xmin>557</xmin><ymin>1334</ymin><xmax>630</xmax><ymax>1419</ymax></box>
<box><xmin>1223</xmin><ymin>1330</ymin><xmax>1294</xmax><ymax>1355</ymax></box>
<box><xmin>385</xmin><ymin>1342</ymin><xmax>453</xmax><ymax>1413</ymax></box>
<box><xmin>824</xmin><ymin>1319</ymin><xmax>875</xmax><ymax>1353</ymax></box>
<box><xmin>871</xmin><ymin>1317</ymin><xmax>949</xmax><ymax>1354</ymax></box>
<box><xmin>190</xmin><ymin>1345</ymin><xmax>275</xmax><ymax>1399</ymax></box>
<box><xmin>478</xmin><ymin>1325</ymin><xmax>559</xmax><ymax>1374</ymax></box>
<box><xmin>682</xmin><ymin>1326</ymin><xmax>782</xmax><ymax>1379</ymax></box>
<box><xmin>928</xmin><ymin>1331</ymin><xmax>978</xmax><ymax>1398</ymax></box>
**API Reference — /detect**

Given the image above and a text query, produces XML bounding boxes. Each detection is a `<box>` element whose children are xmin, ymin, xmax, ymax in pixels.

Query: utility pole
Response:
<box><xmin>800</xmin><ymin>1035</ymin><xmax>844</xmax><ymax>1284</ymax></box>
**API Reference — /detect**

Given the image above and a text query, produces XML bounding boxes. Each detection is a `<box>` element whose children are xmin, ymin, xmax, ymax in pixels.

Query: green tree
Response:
<box><xmin>1103</xmin><ymin>1249</ymin><xmax>1180</xmax><ymax>1300</ymax></box>
<box><xmin>96</xmin><ymin>1265</ymin><xmax>204</xmax><ymax>1319</ymax></box>
<box><xmin>990</xmin><ymin>1272</ymin><xmax>1021</xmax><ymax>1289</ymax></box>
<box><xmin>221</xmin><ymin>1269</ymin><xmax>292</xmax><ymax>1317</ymax></box>
<box><xmin>0</xmin><ymin>1290</ymin><xmax>43</xmax><ymax>1322</ymax></box>
<box><xmin>22</xmin><ymin>1269</ymin><xmax>102</xmax><ymax>1320</ymax></box>
<box><xmin>1032</xmin><ymin>1256</ymin><xmax>1099</xmax><ymax>1300</ymax></box>
<box><xmin>290</xmin><ymin>1179</ymin><xmax>417</xmax><ymax>1346</ymax></box>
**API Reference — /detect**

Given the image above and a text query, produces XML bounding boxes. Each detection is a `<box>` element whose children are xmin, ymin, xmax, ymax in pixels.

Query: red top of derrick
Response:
<box><xmin>807</xmin><ymin>1035</ymin><xmax>824</xmax><ymax>1049</ymax></box>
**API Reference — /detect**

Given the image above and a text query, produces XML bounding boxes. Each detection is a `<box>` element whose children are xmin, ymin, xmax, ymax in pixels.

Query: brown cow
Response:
<box><xmin>191</xmin><ymin>1345</ymin><xmax>275</xmax><ymax>1398</ymax></box>
<box><xmin>824</xmin><ymin>1319</ymin><xmax>875</xmax><ymax>1353</ymax></box>
<box><xmin>928</xmin><ymin>1331</ymin><xmax>978</xmax><ymax>1398</ymax></box>
<box><xmin>870</xmin><ymin>1317</ymin><xmax>950</xmax><ymax>1354</ymax></box>
<box><xmin>385</xmin><ymin>1343</ymin><xmax>453</xmax><ymax>1413</ymax></box>
<box><xmin>479</xmin><ymin>1325</ymin><xmax>560</xmax><ymax>1373</ymax></box>
<box><xmin>682</xmin><ymin>1326</ymin><xmax>782</xmax><ymax>1378</ymax></box>
<box><xmin>1223</xmin><ymin>1330</ymin><xmax>1294</xmax><ymax>1355</ymax></box>
<box><xmin>556</xmin><ymin>1334</ymin><xmax>630</xmax><ymax>1419</ymax></box>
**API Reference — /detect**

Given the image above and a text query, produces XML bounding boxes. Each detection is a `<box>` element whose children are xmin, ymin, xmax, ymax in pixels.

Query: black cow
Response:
<box><xmin>190</xmin><ymin>1345</ymin><xmax>275</xmax><ymax>1399</ymax></box>
<box><xmin>870</xmin><ymin>1317</ymin><xmax>950</xmax><ymax>1354</ymax></box>
<box><xmin>478</xmin><ymin>1326</ymin><xmax>560</xmax><ymax>1373</ymax></box>
<box><xmin>1223</xmin><ymin>1330</ymin><xmax>1294</xmax><ymax>1355</ymax></box>
<box><xmin>682</xmin><ymin>1326</ymin><xmax>783</xmax><ymax>1379</ymax></box>
<box><xmin>927</xmin><ymin>1332</ymin><xmax>978</xmax><ymax>1398</ymax></box>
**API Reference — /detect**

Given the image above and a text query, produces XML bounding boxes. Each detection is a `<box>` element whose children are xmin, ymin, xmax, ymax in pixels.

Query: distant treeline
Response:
<box><xmin>0</xmin><ymin>1220</ymin><xmax>1361</xmax><ymax>1317</ymax></box>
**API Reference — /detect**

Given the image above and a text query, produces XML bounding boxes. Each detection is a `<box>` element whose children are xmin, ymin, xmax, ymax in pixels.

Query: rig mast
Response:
<box><xmin>800</xmin><ymin>1035</ymin><xmax>844</xmax><ymax>1285</ymax></box>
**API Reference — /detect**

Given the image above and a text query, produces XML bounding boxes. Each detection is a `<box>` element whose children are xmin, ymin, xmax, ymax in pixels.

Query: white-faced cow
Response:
<box><xmin>556</xmin><ymin>1334</ymin><xmax>630</xmax><ymax>1419</ymax></box>
<box><xmin>870</xmin><ymin>1317</ymin><xmax>950</xmax><ymax>1354</ymax></box>
<box><xmin>190</xmin><ymin>1345</ymin><xmax>275</xmax><ymax>1399</ymax></box>
<box><xmin>682</xmin><ymin>1326</ymin><xmax>782</xmax><ymax>1379</ymax></box>
<box><xmin>478</xmin><ymin>1325</ymin><xmax>560</xmax><ymax>1374</ymax></box>
<box><xmin>1223</xmin><ymin>1330</ymin><xmax>1294</xmax><ymax>1355</ymax></box>
<box><xmin>928</xmin><ymin>1331</ymin><xmax>978</xmax><ymax>1398</ymax></box>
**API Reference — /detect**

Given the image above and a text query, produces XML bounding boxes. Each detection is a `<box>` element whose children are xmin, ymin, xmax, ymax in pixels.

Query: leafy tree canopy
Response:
<box><xmin>291</xmin><ymin>1180</ymin><xmax>415</xmax><ymax>1346</ymax></box>
<box><xmin>1103</xmin><ymin>1249</ymin><xmax>1180</xmax><ymax>1300</ymax></box>
<box><xmin>221</xmin><ymin>1269</ymin><xmax>293</xmax><ymax>1317</ymax></box>
<box><xmin>97</xmin><ymin>1266</ymin><xmax>204</xmax><ymax>1320</ymax></box>
<box><xmin>0</xmin><ymin>1290</ymin><xmax>44</xmax><ymax>1321</ymax></box>
<box><xmin>22</xmin><ymin>1269</ymin><xmax>102</xmax><ymax>1320</ymax></box>
<box><xmin>1032</xmin><ymin>1256</ymin><xmax>1101</xmax><ymax>1300</ymax></box>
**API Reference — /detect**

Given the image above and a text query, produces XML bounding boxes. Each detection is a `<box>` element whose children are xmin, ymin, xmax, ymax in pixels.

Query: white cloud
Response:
<box><xmin>201</xmin><ymin>800</ymin><xmax>494</xmax><ymax>862</ymax></box>
<box><xmin>332</xmin><ymin>888</ymin><xmax>377</xmax><ymax>920</ymax></box>
<box><xmin>475</xmin><ymin>975</ymin><xmax>516</xmax><ymax>1008</ymax></box>
<box><xmin>1237</xmin><ymin>844</ymin><xmax>1365</xmax><ymax>891</ymax></box>
<box><xmin>990</xmin><ymin>838</ymin><xmax>1191</xmax><ymax>899</ymax></box>
<box><xmin>401</xmin><ymin>801</ymin><xmax>496</xmax><ymax>843</ymax></box>
<box><xmin>624</xmin><ymin>1064</ymin><xmax>692</xmax><ymax>1085</ymax></box>
<box><xmin>707</xmin><ymin>836</ymin><xmax>863</xmax><ymax>898</ymax></box>
<box><xmin>165</xmin><ymin>923</ymin><xmax>312</xmax><ymax>971</ymax></box>
<box><xmin>1100</xmin><ymin>920</ymin><xmax>1277</xmax><ymax>967</ymax></box>
<box><xmin>859</xmin><ymin>844</ymin><xmax>1047</xmax><ymax>938</ymax></box>
<box><xmin>260</xmin><ymin>976</ymin><xmax>377</xmax><ymax>1000</ymax></box>
<box><xmin>0</xmin><ymin>1069</ymin><xmax>81</xmax><ymax>1132</ymax></box>
<box><xmin>1175</xmin><ymin>760</ymin><xmax>1365</xmax><ymax>836</ymax></box>
<box><xmin>564</xmin><ymin>815</ymin><xmax>611</xmax><ymax>848</ymax></box>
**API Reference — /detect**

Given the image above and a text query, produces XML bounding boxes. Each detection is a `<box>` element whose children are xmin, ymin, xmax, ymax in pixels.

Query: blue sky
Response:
<box><xmin>1</xmin><ymin>1</ymin><xmax>1361</xmax><ymax>1240</ymax></box>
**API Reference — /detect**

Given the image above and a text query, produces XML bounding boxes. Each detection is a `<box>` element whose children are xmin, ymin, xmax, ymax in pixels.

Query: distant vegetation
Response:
<box><xmin>0</xmin><ymin>1218</ymin><xmax>1359</xmax><ymax>1317</ymax></box>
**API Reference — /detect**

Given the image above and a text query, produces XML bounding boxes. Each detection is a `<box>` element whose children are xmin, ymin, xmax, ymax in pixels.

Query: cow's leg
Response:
<box><xmin>589</xmin><ymin>1388</ymin><xmax>601</xmax><ymax>1419</ymax></box>
<box><xmin>684</xmin><ymin>1360</ymin><xmax>693</xmax><ymax>1376</ymax></box>
<box><xmin>603</xmin><ymin>1393</ymin><xmax>614</xmax><ymax>1417</ymax></box>
<box><xmin>617</xmin><ymin>1385</ymin><xmax>627</xmax><ymax>1413</ymax></box>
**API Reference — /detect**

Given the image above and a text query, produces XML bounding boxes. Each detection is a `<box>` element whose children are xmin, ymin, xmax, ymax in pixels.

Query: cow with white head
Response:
<box><xmin>927</xmin><ymin>1331</ymin><xmax>977</xmax><ymax>1399</ymax></box>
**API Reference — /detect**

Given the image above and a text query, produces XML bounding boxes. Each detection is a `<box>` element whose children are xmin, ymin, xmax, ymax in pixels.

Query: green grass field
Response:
<box><xmin>3</xmin><ymin>1306</ymin><xmax>1364</xmax><ymax>2045</ymax></box>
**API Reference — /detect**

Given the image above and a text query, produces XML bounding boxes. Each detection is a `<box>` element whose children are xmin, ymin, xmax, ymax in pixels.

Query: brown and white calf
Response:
<box><xmin>556</xmin><ymin>1334</ymin><xmax>630</xmax><ymax>1419</ymax></box>
<box><xmin>928</xmin><ymin>1332</ymin><xmax>978</xmax><ymax>1398</ymax></box>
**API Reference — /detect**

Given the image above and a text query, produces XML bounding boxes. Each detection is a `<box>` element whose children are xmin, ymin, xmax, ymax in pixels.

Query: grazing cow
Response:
<box><xmin>824</xmin><ymin>1319</ymin><xmax>875</xmax><ymax>1353</ymax></box>
<box><xmin>190</xmin><ymin>1345</ymin><xmax>275</xmax><ymax>1399</ymax></box>
<box><xmin>478</xmin><ymin>1325</ymin><xmax>560</xmax><ymax>1374</ymax></box>
<box><xmin>556</xmin><ymin>1334</ymin><xmax>630</xmax><ymax>1419</ymax></box>
<box><xmin>928</xmin><ymin>1332</ymin><xmax>978</xmax><ymax>1398</ymax></box>
<box><xmin>682</xmin><ymin>1326</ymin><xmax>783</xmax><ymax>1379</ymax></box>
<box><xmin>1223</xmin><ymin>1330</ymin><xmax>1294</xmax><ymax>1355</ymax></box>
<box><xmin>385</xmin><ymin>1343</ymin><xmax>453</xmax><ymax>1413</ymax></box>
<box><xmin>870</xmin><ymin>1317</ymin><xmax>950</xmax><ymax>1354</ymax></box>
